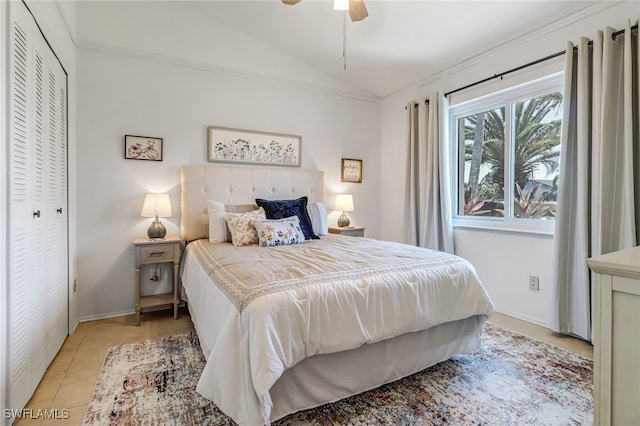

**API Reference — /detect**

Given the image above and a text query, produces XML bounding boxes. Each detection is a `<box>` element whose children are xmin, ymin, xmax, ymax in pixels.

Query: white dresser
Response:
<box><xmin>587</xmin><ymin>246</ymin><xmax>640</xmax><ymax>426</ymax></box>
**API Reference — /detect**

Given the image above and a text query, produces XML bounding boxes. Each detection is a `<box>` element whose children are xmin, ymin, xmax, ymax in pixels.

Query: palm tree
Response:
<box><xmin>464</xmin><ymin>92</ymin><xmax>562</xmax><ymax>200</ymax></box>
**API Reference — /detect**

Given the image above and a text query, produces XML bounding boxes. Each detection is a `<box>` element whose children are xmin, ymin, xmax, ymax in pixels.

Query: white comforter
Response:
<box><xmin>181</xmin><ymin>235</ymin><xmax>494</xmax><ymax>425</ymax></box>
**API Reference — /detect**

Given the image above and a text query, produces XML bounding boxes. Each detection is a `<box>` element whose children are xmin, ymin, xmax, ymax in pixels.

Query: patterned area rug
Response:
<box><xmin>82</xmin><ymin>323</ymin><xmax>593</xmax><ymax>425</ymax></box>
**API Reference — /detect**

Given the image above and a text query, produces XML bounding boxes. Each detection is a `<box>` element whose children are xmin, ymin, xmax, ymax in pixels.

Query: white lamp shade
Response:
<box><xmin>334</xmin><ymin>194</ymin><xmax>354</xmax><ymax>212</ymax></box>
<box><xmin>333</xmin><ymin>0</ymin><xmax>349</xmax><ymax>11</ymax></box>
<box><xmin>141</xmin><ymin>193</ymin><xmax>172</xmax><ymax>218</ymax></box>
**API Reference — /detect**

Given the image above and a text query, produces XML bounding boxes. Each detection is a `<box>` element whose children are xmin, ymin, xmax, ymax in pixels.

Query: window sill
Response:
<box><xmin>453</xmin><ymin>218</ymin><xmax>555</xmax><ymax>237</ymax></box>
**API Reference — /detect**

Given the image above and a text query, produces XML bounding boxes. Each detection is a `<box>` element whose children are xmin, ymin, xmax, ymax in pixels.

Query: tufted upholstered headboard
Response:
<box><xmin>180</xmin><ymin>165</ymin><xmax>325</xmax><ymax>241</ymax></box>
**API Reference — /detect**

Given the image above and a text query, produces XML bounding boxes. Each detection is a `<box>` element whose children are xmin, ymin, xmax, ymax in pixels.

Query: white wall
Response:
<box><xmin>453</xmin><ymin>229</ymin><xmax>554</xmax><ymax>325</ymax></box>
<box><xmin>75</xmin><ymin>3</ymin><xmax>380</xmax><ymax>319</ymax></box>
<box><xmin>380</xmin><ymin>1</ymin><xmax>639</xmax><ymax>327</ymax></box>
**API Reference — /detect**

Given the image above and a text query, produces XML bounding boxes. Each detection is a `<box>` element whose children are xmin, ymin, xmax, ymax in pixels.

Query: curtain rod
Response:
<box><xmin>444</xmin><ymin>24</ymin><xmax>638</xmax><ymax>98</ymax></box>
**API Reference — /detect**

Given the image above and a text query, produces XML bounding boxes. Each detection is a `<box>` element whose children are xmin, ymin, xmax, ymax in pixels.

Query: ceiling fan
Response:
<box><xmin>281</xmin><ymin>0</ymin><xmax>369</xmax><ymax>22</ymax></box>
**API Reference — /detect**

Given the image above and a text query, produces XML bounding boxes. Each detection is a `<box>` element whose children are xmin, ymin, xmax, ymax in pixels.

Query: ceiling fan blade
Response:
<box><xmin>349</xmin><ymin>0</ymin><xmax>368</xmax><ymax>21</ymax></box>
<box><xmin>281</xmin><ymin>0</ymin><xmax>302</xmax><ymax>5</ymax></box>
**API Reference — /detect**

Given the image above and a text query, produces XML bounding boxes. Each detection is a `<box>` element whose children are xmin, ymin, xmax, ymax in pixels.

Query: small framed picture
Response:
<box><xmin>341</xmin><ymin>158</ymin><xmax>362</xmax><ymax>183</ymax></box>
<box><xmin>124</xmin><ymin>135</ymin><xmax>163</xmax><ymax>161</ymax></box>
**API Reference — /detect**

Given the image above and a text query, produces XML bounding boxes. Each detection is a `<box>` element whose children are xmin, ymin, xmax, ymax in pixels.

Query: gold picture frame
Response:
<box><xmin>341</xmin><ymin>158</ymin><xmax>362</xmax><ymax>183</ymax></box>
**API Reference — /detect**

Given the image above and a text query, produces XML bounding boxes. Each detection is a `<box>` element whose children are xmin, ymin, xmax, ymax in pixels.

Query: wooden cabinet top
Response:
<box><xmin>587</xmin><ymin>245</ymin><xmax>640</xmax><ymax>280</ymax></box>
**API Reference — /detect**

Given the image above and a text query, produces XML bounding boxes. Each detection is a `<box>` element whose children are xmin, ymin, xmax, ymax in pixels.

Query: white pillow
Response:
<box><xmin>207</xmin><ymin>201</ymin><xmax>227</xmax><ymax>243</ymax></box>
<box><xmin>253</xmin><ymin>216</ymin><xmax>306</xmax><ymax>247</ymax></box>
<box><xmin>307</xmin><ymin>202</ymin><xmax>329</xmax><ymax>236</ymax></box>
<box><xmin>224</xmin><ymin>208</ymin><xmax>266</xmax><ymax>247</ymax></box>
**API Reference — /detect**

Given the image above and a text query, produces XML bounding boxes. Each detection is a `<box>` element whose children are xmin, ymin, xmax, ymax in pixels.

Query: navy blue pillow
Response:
<box><xmin>255</xmin><ymin>197</ymin><xmax>319</xmax><ymax>240</ymax></box>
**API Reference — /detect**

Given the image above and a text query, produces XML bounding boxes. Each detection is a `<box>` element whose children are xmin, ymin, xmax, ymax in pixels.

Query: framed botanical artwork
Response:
<box><xmin>341</xmin><ymin>158</ymin><xmax>362</xmax><ymax>183</ymax></box>
<box><xmin>207</xmin><ymin>126</ymin><xmax>301</xmax><ymax>167</ymax></box>
<box><xmin>124</xmin><ymin>135</ymin><xmax>163</xmax><ymax>161</ymax></box>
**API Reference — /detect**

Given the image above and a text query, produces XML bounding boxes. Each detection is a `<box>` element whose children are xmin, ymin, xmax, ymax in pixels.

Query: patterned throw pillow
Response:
<box><xmin>208</xmin><ymin>202</ymin><xmax>260</xmax><ymax>243</ymax></box>
<box><xmin>255</xmin><ymin>197</ymin><xmax>319</xmax><ymax>240</ymax></box>
<box><xmin>224</xmin><ymin>207</ymin><xmax>266</xmax><ymax>247</ymax></box>
<box><xmin>252</xmin><ymin>216</ymin><xmax>306</xmax><ymax>247</ymax></box>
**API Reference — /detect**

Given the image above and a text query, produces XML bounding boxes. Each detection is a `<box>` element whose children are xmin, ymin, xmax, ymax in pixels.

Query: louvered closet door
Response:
<box><xmin>9</xmin><ymin>2</ymin><xmax>38</xmax><ymax>410</ymax></box>
<box><xmin>8</xmin><ymin>1</ymin><xmax>68</xmax><ymax>411</ymax></box>
<box><xmin>31</xmin><ymin>23</ymin><xmax>49</xmax><ymax>378</ymax></box>
<box><xmin>42</xmin><ymin>36</ymin><xmax>68</xmax><ymax>364</ymax></box>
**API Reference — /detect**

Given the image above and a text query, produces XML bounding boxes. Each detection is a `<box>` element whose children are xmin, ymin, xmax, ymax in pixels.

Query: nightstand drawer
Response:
<box><xmin>140</xmin><ymin>244</ymin><xmax>175</xmax><ymax>263</ymax></box>
<box><xmin>339</xmin><ymin>228</ymin><xmax>365</xmax><ymax>237</ymax></box>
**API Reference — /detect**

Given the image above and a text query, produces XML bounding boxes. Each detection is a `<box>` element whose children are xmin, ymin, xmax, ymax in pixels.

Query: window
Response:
<box><xmin>450</xmin><ymin>75</ymin><xmax>563</xmax><ymax>233</ymax></box>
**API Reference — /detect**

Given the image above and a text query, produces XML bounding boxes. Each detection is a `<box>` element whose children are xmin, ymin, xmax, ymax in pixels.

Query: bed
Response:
<box><xmin>179</xmin><ymin>165</ymin><xmax>495</xmax><ymax>426</ymax></box>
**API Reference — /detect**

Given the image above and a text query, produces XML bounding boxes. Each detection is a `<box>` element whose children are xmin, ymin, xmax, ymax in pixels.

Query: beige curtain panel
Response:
<box><xmin>551</xmin><ymin>19</ymin><xmax>639</xmax><ymax>341</ymax></box>
<box><xmin>404</xmin><ymin>93</ymin><xmax>454</xmax><ymax>253</ymax></box>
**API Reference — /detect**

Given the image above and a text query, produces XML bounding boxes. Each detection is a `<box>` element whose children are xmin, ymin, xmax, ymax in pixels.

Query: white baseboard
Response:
<box><xmin>78</xmin><ymin>309</ymin><xmax>135</xmax><ymax>323</ymax></box>
<box><xmin>77</xmin><ymin>304</ymin><xmax>187</xmax><ymax>323</ymax></box>
<box><xmin>69</xmin><ymin>318</ymin><xmax>80</xmax><ymax>334</ymax></box>
<box><xmin>493</xmin><ymin>308</ymin><xmax>549</xmax><ymax>329</ymax></box>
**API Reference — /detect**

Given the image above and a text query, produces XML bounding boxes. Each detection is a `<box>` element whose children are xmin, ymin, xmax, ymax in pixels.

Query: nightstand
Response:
<box><xmin>328</xmin><ymin>226</ymin><xmax>365</xmax><ymax>237</ymax></box>
<box><xmin>133</xmin><ymin>235</ymin><xmax>183</xmax><ymax>326</ymax></box>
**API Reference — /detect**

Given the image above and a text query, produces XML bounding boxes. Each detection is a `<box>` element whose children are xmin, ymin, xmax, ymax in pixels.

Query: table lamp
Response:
<box><xmin>141</xmin><ymin>193</ymin><xmax>172</xmax><ymax>239</ymax></box>
<box><xmin>335</xmin><ymin>194</ymin><xmax>354</xmax><ymax>227</ymax></box>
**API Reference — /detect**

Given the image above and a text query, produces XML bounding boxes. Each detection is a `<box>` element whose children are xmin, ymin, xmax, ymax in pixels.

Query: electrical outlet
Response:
<box><xmin>150</xmin><ymin>268</ymin><xmax>160</xmax><ymax>281</ymax></box>
<box><xmin>529</xmin><ymin>275</ymin><xmax>540</xmax><ymax>291</ymax></box>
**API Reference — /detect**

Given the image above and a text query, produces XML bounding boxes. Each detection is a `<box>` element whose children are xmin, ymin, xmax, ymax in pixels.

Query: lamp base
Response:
<box><xmin>337</xmin><ymin>212</ymin><xmax>351</xmax><ymax>227</ymax></box>
<box><xmin>147</xmin><ymin>220</ymin><xmax>167</xmax><ymax>239</ymax></box>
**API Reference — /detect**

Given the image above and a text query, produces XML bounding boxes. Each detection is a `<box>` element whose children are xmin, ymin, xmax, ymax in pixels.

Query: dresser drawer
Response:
<box><xmin>139</xmin><ymin>244</ymin><xmax>176</xmax><ymax>263</ymax></box>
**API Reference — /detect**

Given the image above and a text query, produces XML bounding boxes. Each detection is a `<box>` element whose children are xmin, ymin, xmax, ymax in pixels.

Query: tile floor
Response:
<box><xmin>14</xmin><ymin>309</ymin><xmax>593</xmax><ymax>426</ymax></box>
<box><xmin>13</xmin><ymin>310</ymin><xmax>195</xmax><ymax>426</ymax></box>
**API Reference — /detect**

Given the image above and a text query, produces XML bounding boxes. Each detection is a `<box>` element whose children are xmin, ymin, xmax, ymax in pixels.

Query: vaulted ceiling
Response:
<box><xmin>185</xmin><ymin>0</ymin><xmax>597</xmax><ymax>98</ymax></box>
